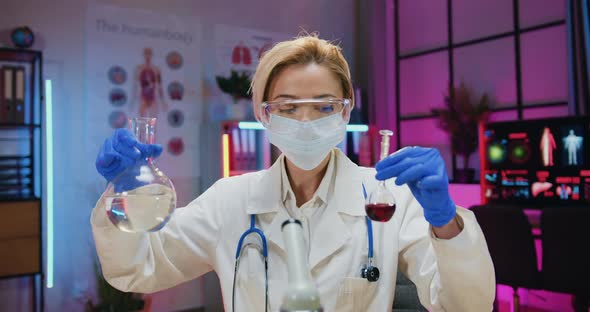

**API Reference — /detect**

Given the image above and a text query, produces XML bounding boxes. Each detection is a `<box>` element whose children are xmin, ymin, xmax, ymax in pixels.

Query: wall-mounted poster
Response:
<box><xmin>86</xmin><ymin>3</ymin><xmax>201</xmax><ymax>178</ymax></box>
<box><xmin>209</xmin><ymin>25</ymin><xmax>291</xmax><ymax>121</ymax></box>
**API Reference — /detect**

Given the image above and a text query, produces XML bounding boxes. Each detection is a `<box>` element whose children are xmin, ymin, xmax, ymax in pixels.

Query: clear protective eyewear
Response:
<box><xmin>260</xmin><ymin>98</ymin><xmax>352</xmax><ymax>126</ymax></box>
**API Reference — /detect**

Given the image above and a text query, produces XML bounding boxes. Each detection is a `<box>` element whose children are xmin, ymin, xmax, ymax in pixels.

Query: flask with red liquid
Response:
<box><xmin>366</xmin><ymin>130</ymin><xmax>396</xmax><ymax>222</ymax></box>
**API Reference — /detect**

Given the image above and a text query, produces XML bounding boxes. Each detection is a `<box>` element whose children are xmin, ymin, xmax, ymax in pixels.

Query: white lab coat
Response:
<box><xmin>91</xmin><ymin>149</ymin><xmax>495</xmax><ymax>311</ymax></box>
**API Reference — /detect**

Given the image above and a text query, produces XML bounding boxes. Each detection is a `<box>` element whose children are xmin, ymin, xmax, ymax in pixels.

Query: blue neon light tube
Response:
<box><xmin>45</xmin><ymin>80</ymin><xmax>54</xmax><ymax>289</ymax></box>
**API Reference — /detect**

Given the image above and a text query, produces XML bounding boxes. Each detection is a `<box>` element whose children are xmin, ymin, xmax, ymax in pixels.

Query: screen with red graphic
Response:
<box><xmin>481</xmin><ymin>116</ymin><xmax>590</xmax><ymax>206</ymax></box>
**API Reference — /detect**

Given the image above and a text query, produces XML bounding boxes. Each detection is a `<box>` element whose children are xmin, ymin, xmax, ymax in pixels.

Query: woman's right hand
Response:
<box><xmin>95</xmin><ymin>128</ymin><xmax>163</xmax><ymax>182</ymax></box>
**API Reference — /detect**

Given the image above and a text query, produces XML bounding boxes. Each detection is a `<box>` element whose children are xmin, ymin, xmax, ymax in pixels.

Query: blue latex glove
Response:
<box><xmin>95</xmin><ymin>128</ymin><xmax>163</xmax><ymax>184</ymax></box>
<box><xmin>375</xmin><ymin>146</ymin><xmax>456</xmax><ymax>227</ymax></box>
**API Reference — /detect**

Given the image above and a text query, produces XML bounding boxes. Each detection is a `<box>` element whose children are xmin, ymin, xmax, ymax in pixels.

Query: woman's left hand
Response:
<box><xmin>375</xmin><ymin>146</ymin><xmax>456</xmax><ymax>227</ymax></box>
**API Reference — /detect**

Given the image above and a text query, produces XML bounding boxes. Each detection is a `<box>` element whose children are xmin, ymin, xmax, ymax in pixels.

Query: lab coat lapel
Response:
<box><xmin>246</xmin><ymin>156</ymin><xmax>289</xmax><ymax>254</ymax></box>
<box><xmin>265</xmin><ymin>207</ymin><xmax>291</xmax><ymax>254</ymax></box>
<box><xmin>246</xmin><ymin>150</ymin><xmax>368</xmax><ymax>266</ymax></box>
<box><xmin>309</xmin><ymin>149</ymin><xmax>366</xmax><ymax>270</ymax></box>
<box><xmin>309</xmin><ymin>202</ymin><xmax>352</xmax><ymax>270</ymax></box>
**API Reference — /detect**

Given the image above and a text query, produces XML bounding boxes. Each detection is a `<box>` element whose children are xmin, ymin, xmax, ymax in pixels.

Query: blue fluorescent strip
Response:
<box><xmin>45</xmin><ymin>80</ymin><xmax>54</xmax><ymax>289</ymax></box>
<box><xmin>345</xmin><ymin>124</ymin><xmax>369</xmax><ymax>132</ymax></box>
<box><xmin>238</xmin><ymin>121</ymin><xmax>265</xmax><ymax>130</ymax></box>
<box><xmin>238</xmin><ymin>121</ymin><xmax>369</xmax><ymax>132</ymax></box>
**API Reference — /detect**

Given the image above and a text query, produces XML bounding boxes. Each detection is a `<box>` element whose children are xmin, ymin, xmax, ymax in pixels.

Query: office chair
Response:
<box><xmin>541</xmin><ymin>206</ymin><xmax>590</xmax><ymax>312</ymax></box>
<box><xmin>392</xmin><ymin>269</ymin><xmax>428</xmax><ymax>312</ymax></box>
<box><xmin>471</xmin><ymin>204</ymin><xmax>541</xmax><ymax>312</ymax></box>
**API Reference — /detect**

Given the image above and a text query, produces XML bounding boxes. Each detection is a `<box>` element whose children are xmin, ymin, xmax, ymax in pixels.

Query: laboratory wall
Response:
<box><xmin>382</xmin><ymin>1</ymin><xmax>573</xmax><ymax>311</ymax></box>
<box><xmin>389</xmin><ymin>0</ymin><xmax>569</xmax><ymax>184</ymax></box>
<box><xmin>0</xmin><ymin>0</ymin><xmax>354</xmax><ymax>311</ymax></box>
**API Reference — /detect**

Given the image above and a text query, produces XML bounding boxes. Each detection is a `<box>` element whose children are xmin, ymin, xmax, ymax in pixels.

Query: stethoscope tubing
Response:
<box><xmin>232</xmin><ymin>215</ymin><xmax>270</xmax><ymax>312</ymax></box>
<box><xmin>232</xmin><ymin>183</ymin><xmax>376</xmax><ymax>311</ymax></box>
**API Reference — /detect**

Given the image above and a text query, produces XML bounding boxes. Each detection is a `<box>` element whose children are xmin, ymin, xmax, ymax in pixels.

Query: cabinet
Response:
<box><xmin>0</xmin><ymin>47</ymin><xmax>44</xmax><ymax>311</ymax></box>
<box><xmin>221</xmin><ymin>121</ymin><xmax>272</xmax><ymax>177</ymax></box>
<box><xmin>220</xmin><ymin>120</ymin><xmax>373</xmax><ymax>177</ymax></box>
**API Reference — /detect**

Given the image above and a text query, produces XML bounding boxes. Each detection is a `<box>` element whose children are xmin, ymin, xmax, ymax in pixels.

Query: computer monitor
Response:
<box><xmin>480</xmin><ymin>116</ymin><xmax>590</xmax><ymax>207</ymax></box>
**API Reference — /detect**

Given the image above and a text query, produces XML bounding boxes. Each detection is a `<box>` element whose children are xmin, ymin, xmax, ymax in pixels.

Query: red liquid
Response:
<box><xmin>365</xmin><ymin>203</ymin><xmax>396</xmax><ymax>222</ymax></box>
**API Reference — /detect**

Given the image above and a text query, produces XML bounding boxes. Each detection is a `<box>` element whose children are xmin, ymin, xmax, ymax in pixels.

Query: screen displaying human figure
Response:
<box><xmin>563</xmin><ymin>129</ymin><xmax>583</xmax><ymax>166</ymax></box>
<box><xmin>132</xmin><ymin>47</ymin><xmax>167</xmax><ymax>117</ymax></box>
<box><xmin>557</xmin><ymin>183</ymin><xmax>572</xmax><ymax>199</ymax></box>
<box><xmin>540</xmin><ymin>127</ymin><xmax>556</xmax><ymax>166</ymax></box>
<box><xmin>484</xmin><ymin>117</ymin><xmax>590</xmax><ymax>205</ymax></box>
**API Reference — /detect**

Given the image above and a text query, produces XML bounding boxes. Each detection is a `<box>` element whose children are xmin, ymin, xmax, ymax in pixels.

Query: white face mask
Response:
<box><xmin>266</xmin><ymin>113</ymin><xmax>346</xmax><ymax>170</ymax></box>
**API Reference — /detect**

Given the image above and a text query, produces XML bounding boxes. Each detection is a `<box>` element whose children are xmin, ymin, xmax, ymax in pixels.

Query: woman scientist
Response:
<box><xmin>93</xmin><ymin>35</ymin><xmax>495</xmax><ymax>311</ymax></box>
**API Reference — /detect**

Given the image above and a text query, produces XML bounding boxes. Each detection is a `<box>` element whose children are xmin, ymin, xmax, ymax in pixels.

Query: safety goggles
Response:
<box><xmin>260</xmin><ymin>98</ymin><xmax>351</xmax><ymax>127</ymax></box>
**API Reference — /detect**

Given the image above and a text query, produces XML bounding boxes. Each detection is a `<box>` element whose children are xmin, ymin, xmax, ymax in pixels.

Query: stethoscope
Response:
<box><xmin>231</xmin><ymin>184</ymin><xmax>379</xmax><ymax>312</ymax></box>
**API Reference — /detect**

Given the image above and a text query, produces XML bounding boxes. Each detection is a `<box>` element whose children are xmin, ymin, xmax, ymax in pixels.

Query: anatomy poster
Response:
<box><xmin>86</xmin><ymin>3</ymin><xmax>201</xmax><ymax>177</ymax></box>
<box><xmin>209</xmin><ymin>24</ymin><xmax>291</xmax><ymax>121</ymax></box>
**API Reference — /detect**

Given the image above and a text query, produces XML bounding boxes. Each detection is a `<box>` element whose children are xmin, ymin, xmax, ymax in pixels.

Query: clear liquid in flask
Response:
<box><xmin>105</xmin><ymin>184</ymin><xmax>175</xmax><ymax>232</ymax></box>
<box><xmin>104</xmin><ymin>117</ymin><xmax>176</xmax><ymax>233</ymax></box>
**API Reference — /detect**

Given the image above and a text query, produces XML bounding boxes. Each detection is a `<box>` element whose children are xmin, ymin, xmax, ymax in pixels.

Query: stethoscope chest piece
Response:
<box><xmin>361</xmin><ymin>264</ymin><xmax>380</xmax><ymax>282</ymax></box>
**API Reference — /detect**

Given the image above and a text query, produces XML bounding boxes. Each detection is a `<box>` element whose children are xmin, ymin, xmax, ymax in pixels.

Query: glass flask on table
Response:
<box><xmin>104</xmin><ymin>117</ymin><xmax>176</xmax><ymax>232</ymax></box>
<box><xmin>365</xmin><ymin>129</ymin><xmax>397</xmax><ymax>222</ymax></box>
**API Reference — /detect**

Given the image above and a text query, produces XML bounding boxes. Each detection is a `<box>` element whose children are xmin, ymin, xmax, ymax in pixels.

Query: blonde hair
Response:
<box><xmin>251</xmin><ymin>34</ymin><xmax>353</xmax><ymax>118</ymax></box>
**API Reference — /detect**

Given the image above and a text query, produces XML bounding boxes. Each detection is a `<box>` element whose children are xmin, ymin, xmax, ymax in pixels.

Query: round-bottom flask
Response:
<box><xmin>104</xmin><ymin>117</ymin><xmax>176</xmax><ymax>232</ymax></box>
<box><xmin>365</xmin><ymin>182</ymin><xmax>396</xmax><ymax>222</ymax></box>
<box><xmin>365</xmin><ymin>129</ymin><xmax>397</xmax><ymax>222</ymax></box>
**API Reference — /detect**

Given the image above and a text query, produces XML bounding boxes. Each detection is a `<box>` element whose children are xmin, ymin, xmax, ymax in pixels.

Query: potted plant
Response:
<box><xmin>215</xmin><ymin>70</ymin><xmax>253</xmax><ymax>120</ymax></box>
<box><xmin>215</xmin><ymin>70</ymin><xmax>252</xmax><ymax>103</ymax></box>
<box><xmin>431</xmin><ymin>83</ymin><xmax>491</xmax><ymax>183</ymax></box>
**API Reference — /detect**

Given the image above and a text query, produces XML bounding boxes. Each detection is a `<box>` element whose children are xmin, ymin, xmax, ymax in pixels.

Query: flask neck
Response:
<box><xmin>130</xmin><ymin>117</ymin><xmax>156</xmax><ymax>145</ymax></box>
<box><xmin>130</xmin><ymin>117</ymin><xmax>157</xmax><ymax>163</ymax></box>
<box><xmin>380</xmin><ymin>140</ymin><xmax>389</xmax><ymax>160</ymax></box>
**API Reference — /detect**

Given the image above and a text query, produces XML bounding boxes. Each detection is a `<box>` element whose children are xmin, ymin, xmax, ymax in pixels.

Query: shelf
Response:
<box><xmin>0</xmin><ymin>173</ymin><xmax>31</xmax><ymax>180</ymax></box>
<box><xmin>0</xmin><ymin>45</ymin><xmax>43</xmax><ymax>310</ymax></box>
<box><xmin>0</xmin><ymin>138</ymin><xmax>31</xmax><ymax>141</ymax></box>
<box><xmin>0</xmin><ymin>155</ymin><xmax>31</xmax><ymax>160</ymax></box>
<box><xmin>0</xmin><ymin>180</ymin><xmax>31</xmax><ymax>186</ymax></box>
<box><xmin>0</xmin><ymin>123</ymin><xmax>41</xmax><ymax>129</ymax></box>
<box><xmin>0</xmin><ymin>48</ymin><xmax>42</xmax><ymax>63</ymax></box>
<box><xmin>0</xmin><ymin>272</ymin><xmax>42</xmax><ymax>280</ymax></box>
<box><xmin>0</xmin><ymin>195</ymin><xmax>38</xmax><ymax>202</ymax></box>
<box><xmin>0</xmin><ymin>165</ymin><xmax>33</xmax><ymax>170</ymax></box>
<box><xmin>0</xmin><ymin>185</ymin><xmax>32</xmax><ymax>191</ymax></box>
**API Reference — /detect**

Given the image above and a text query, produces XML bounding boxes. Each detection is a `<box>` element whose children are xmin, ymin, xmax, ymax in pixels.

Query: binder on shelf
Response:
<box><xmin>247</xmin><ymin>129</ymin><xmax>256</xmax><ymax>170</ymax></box>
<box><xmin>0</xmin><ymin>66</ymin><xmax>15</xmax><ymax>123</ymax></box>
<box><xmin>222</xmin><ymin>121</ymin><xmax>272</xmax><ymax>176</ymax></box>
<box><xmin>14</xmin><ymin>67</ymin><xmax>25</xmax><ymax>123</ymax></box>
<box><xmin>231</xmin><ymin>127</ymin><xmax>242</xmax><ymax>171</ymax></box>
<box><xmin>242</xmin><ymin>128</ymin><xmax>250</xmax><ymax>171</ymax></box>
<box><xmin>240</xmin><ymin>128</ymin><xmax>249</xmax><ymax>171</ymax></box>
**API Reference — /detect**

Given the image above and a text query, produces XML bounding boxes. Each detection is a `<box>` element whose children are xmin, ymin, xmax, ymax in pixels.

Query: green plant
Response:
<box><xmin>85</xmin><ymin>261</ymin><xmax>146</xmax><ymax>312</ymax></box>
<box><xmin>215</xmin><ymin>70</ymin><xmax>252</xmax><ymax>103</ymax></box>
<box><xmin>431</xmin><ymin>83</ymin><xmax>491</xmax><ymax>170</ymax></box>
